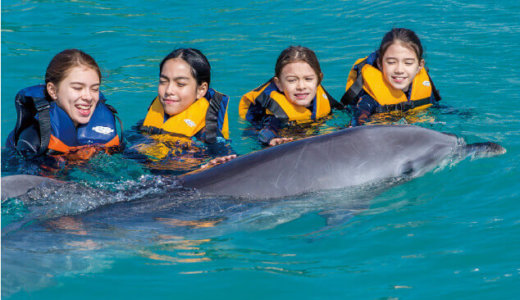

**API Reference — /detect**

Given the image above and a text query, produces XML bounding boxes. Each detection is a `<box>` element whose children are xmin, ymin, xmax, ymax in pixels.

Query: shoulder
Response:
<box><xmin>9</xmin><ymin>123</ymin><xmax>42</xmax><ymax>157</ymax></box>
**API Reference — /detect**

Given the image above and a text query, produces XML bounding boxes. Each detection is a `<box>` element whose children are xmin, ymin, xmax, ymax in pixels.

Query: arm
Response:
<box><xmin>258</xmin><ymin>115</ymin><xmax>293</xmax><ymax>146</ymax></box>
<box><xmin>6</xmin><ymin>124</ymin><xmax>42</xmax><ymax>158</ymax></box>
<box><xmin>200</xmin><ymin>136</ymin><xmax>237</xmax><ymax>169</ymax></box>
<box><xmin>351</xmin><ymin>94</ymin><xmax>379</xmax><ymax>127</ymax></box>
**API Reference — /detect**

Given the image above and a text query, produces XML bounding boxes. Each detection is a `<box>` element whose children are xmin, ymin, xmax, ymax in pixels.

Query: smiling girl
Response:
<box><xmin>341</xmin><ymin>28</ymin><xmax>441</xmax><ymax>126</ymax></box>
<box><xmin>6</xmin><ymin>49</ymin><xmax>122</xmax><ymax>160</ymax></box>
<box><xmin>136</xmin><ymin>48</ymin><xmax>235</xmax><ymax>170</ymax></box>
<box><xmin>239</xmin><ymin>46</ymin><xmax>342</xmax><ymax>146</ymax></box>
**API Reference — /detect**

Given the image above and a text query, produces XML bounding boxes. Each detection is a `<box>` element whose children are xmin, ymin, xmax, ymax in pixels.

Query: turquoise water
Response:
<box><xmin>2</xmin><ymin>0</ymin><xmax>520</xmax><ymax>299</ymax></box>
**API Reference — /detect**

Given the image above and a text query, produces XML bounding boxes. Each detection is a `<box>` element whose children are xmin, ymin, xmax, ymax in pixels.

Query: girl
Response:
<box><xmin>6</xmin><ymin>49</ymin><xmax>122</xmax><ymax>161</ymax></box>
<box><xmin>136</xmin><ymin>48</ymin><xmax>235</xmax><ymax>170</ymax></box>
<box><xmin>239</xmin><ymin>46</ymin><xmax>342</xmax><ymax>146</ymax></box>
<box><xmin>342</xmin><ymin>28</ymin><xmax>441</xmax><ymax>126</ymax></box>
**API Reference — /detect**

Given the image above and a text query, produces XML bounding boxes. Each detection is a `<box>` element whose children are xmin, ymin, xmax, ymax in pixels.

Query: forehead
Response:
<box><xmin>161</xmin><ymin>58</ymin><xmax>194</xmax><ymax>78</ymax></box>
<box><xmin>62</xmin><ymin>65</ymin><xmax>100</xmax><ymax>83</ymax></box>
<box><xmin>383</xmin><ymin>42</ymin><xmax>418</xmax><ymax>59</ymax></box>
<box><xmin>281</xmin><ymin>61</ymin><xmax>317</xmax><ymax>76</ymax></box>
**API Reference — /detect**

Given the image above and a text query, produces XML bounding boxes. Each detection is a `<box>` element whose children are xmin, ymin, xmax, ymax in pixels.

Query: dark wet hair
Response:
<box><xmin>274</xmin><ymin>46</ymin><xmax>322</xmax><ymax>84</ymax></box>
<box><xmin>45</xmin><ymin>49</ymin><xmax>101</xmax><ymax>86</ymax></box>
<box><xmin>377</xmin><ymin>28</ymin><xmax>424</xmax><ymax>66</ymax></box>
<box><xmin>159</xmin><ymin>48</ymin><xmax>211</xmax><ymax>86</ymax></box>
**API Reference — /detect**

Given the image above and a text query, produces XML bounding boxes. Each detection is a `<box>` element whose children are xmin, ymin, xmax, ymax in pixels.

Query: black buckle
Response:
<box><xmin>33</xmin><ymin>98</ymin><xmax>51</xmax><ymax>112</ymax></box>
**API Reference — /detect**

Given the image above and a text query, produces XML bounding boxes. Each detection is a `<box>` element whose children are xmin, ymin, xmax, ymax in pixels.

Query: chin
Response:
<box><xmin>165</xmin><ymin>108</ymin><xmax>180</xmax><ymax>116</ymax></box>
<box><xmin>75</xmin><ymin>118</ymin><xmax>91</xmax><ymax>125</ymax></box>
<box><xmin>299</xmin><ymin>100</ymin><xmax>313</xmax><ymax>107</ymax></box>
<box><xmin>391</xmin><ymin>81</ymin><xmax>412</xmax><ymax>91</ymax></box>
<box><xmin>290</xmin><ymin>98</ymin><xmax>312</xmax><ymax>107</ymax></box>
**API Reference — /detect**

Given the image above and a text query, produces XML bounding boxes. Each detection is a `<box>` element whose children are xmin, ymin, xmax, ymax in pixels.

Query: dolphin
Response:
<box><xmin>0</xmin><ymin>125</ymin><xmax>506</xmax><ymax>297</ymax></box>
<box><xmin>1</xmin><ymin>125</ymin><xmax>505</xmax><ymax>202</ymax></box>
<box><xmin>180</xmin><ymin>125</ymin><xmax>505</xmax><ymax>199</ymax></box>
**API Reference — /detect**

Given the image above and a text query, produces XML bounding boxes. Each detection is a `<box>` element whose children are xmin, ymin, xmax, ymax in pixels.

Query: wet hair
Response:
<box><xmin>377</xmin><ymin>28</ymin><xmax>424</xmax><ymax>67</ymax></box>
<box><xmin>45</xmin><ymin>49</ymin><xmax>101</xmax><ymax>88</ymax></box>
<box><xmin>159</xmin><ymin>48</ymin><xmax>211</xmax><ymax>86</ymax></box>
<box><xmin>274</xmin><ymin>46</ymin><xmax>322</xmax><ymax>84</ymax></box>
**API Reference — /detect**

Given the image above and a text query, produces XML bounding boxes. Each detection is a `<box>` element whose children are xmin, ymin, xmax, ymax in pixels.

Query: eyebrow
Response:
<box><xmin>284</xmin><ymin>74</ymin><xmax>316</xmax><ymax>78</ymax></box>
<box><xmin>384</xmin><ymin>57</ymin><xmax>416</xmax><ymax>61</ymax></box>
<box><xmin>160</xmin><ymin>74</ymin><xmax>191</xmax><ymax>81</ymax></box>
<box><xmin>69</xmin><ymin>82</ymin><xmax>100</xmax><ymax>86</ymax></box>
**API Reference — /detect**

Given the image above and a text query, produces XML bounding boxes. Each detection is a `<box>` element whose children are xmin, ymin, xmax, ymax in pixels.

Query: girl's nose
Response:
<box><xmin>395</xmin><ymin>62</ymin><xmax>404</xmax><ymax>73</ymax></box>
<box><xmin>82</xmin><ymin>88</ymin><xmax>93</xmax><ymax>101</ymax></box>
<box><xmin>166</xmin><ymin>83</ymin><xmax>175</xmax><ymax>94</ymax></box>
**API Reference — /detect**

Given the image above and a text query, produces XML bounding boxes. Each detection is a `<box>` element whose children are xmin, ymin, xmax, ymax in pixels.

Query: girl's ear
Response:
<box><xmin>418</xmin><ymin>58</ymin><xmax>425</xmax><ymax>70</ymax></box>
<box><xmin>196</xmin><ymin>82</ymin><xmax>209</xmax><ymax>99</ymax></box>
<box><xmin>47</xmin><ymin>82</ymin><xmax>58</xmax><ymax>100</ymax></box>
<box><xmin>273</xmin><ymin>76</ymin><xmax>282</xmax><ymax>91</ymax></box>
<box><xmin>416</xmin><ymin>58</ymin><xmax>425</xmax><ymax>75</ymax></box>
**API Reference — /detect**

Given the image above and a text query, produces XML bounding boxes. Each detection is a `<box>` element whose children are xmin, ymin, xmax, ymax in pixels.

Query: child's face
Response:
<box><xmin>379</xmin><ymin>42</ymin><xmax>424</xmax><ymax>92</ymax></box>
<box><xmin>274</xmin><ymin>61</ymin><xmax>319</xmax><ymax>107</ymax></box>
<box><xmin>158</xmin><ymin>58</ymin><xmax>207</xmax><ymax>116</ymax></box>
<box><xmin>47</xmin><ymin>65</ymin><xmax>100</xmax><ymax>126</ymax></box>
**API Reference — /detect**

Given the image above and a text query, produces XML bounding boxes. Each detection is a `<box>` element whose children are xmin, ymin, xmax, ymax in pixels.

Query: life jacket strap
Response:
<box><xmin>375</xmin><ymin>98</ymin><xmax>433</xmax><ymax>113</ymax></box>
<box><xmin>33</xmin><ymin>97</ymin><xmax>52</xmax><ymax>156</ymax></box>
<box><xmin>340</xmin><ymin>59</ymin><xmax>367</xmax><ymax>106</ymax></box>
<box><xmin>205</xmin><ymin>91</ymin><xmax>224</xmax><ymax>144</ymax></box>
<box><xmin>425</xmin><ymin>68</ymin><xmax>442</xmax><ymax>102</ymax></box>
<box><xmin>255</xmin><ymin>90</ymin><xmax>290</xmax><ymax>124</ymax></box>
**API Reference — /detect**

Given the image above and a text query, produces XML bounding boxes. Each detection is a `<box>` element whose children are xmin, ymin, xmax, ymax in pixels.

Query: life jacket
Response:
<box><xmin>239</xmin><ymin>78</ymin><xmax>342</xmax><ymax>124</ymax></box>
<box><xmin>10</xmin><ymin>85</ymin><xmax>122</xmax><ymax>159</ymax></box>
<box><xmin>140</xmin><ymin>88</ymin><xmax>230</xmax><ymax>143</ymax></box>
<box><xmin>341</xmin><ymin>52</ymin><xmax>441</xmax><ymax>112</ymax></box>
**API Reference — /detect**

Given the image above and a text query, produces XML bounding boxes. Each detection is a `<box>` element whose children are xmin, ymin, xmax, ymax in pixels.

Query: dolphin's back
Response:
<box><xmin>1</xmin><ymin>126</ymin><xmax>503</xmax><ymax>201</ymax></box>
<box><xmin>181</xmin><ymin>125</ymin><xmax>460</xmax><ymax>199</ymax></box>
<box><xmin>1</xmin><ymin>175</ymin><xmax>62</xmax><ymax>201</ymax></box>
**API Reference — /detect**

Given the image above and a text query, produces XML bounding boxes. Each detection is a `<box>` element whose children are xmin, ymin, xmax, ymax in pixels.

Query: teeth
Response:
<box><xmin>77</xmin><ymin>105</ymin><xmax>90</xmax><ymax>109</ymax></box>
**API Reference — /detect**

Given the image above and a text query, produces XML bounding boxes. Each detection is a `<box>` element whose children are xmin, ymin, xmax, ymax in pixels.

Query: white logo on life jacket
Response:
<box><xmin>322</xmin><ymin>93</ymin><xmax>328</xmax><ymax>99</ymax></box>
<box><xmin>92</xmin><ymin>126</ymin><xmax>114</xmax><ymax>135</ymax></box>
<box><xmin>423</xmin><ymin>80</ymin><xmax>431</xmax><ymax>87</ymax></box>
<box><xmin>184</xmin><ymin>119</ymin><xmax>196</xmax><ymax>127</ymax></box>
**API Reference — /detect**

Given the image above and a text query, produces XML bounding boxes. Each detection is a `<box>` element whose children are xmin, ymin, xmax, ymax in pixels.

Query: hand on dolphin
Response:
<box><xmin>201</xmin><ymin>154</ymin><xmax>237</xmax><ymax>169</ymax></box>
<box><xmin>269</xmin><ymin>137</ymin><xmax>294</xmax><ymax>147</ymax></box>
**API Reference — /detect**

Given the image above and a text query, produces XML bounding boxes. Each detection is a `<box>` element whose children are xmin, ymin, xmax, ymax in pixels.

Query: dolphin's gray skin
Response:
<box><xmin>181</xmin><ymin>125</ymin><xmax>505</xmax><ymax>199</ymax></box>
<box><xmin>1</xmin><ymin>174</ymin><xmax>63</xmax><ymax>201</ymax></box>
<box><xmin>1</xmin><ymin>125</ymin><xmax>505</xmax><ymax>202</ymax></box>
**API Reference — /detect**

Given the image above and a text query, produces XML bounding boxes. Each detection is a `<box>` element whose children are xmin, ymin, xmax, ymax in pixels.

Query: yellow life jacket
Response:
<box><xmin>342</xmin><ymin>55</ymin><xmax>440</xmax><ymax>112</ymax></box>
<box><xmin>141</xmin><ymin>88</ymin><xmax>230</xmax><ymax>142</ymax></box>
<box><xmin>239</xmin><ymin>78</ymin><xmax>338</xmax><ymax>123</ymax></box>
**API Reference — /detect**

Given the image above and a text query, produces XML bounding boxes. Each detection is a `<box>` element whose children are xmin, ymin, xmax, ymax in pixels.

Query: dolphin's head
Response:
<box><xmin>465</xmin><ymin>142</ymin><xmax>506</xmax><ymax>158</ymax></box>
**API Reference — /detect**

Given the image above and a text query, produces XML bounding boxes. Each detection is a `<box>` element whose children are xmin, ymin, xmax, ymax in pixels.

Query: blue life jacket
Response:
<box><xmin>7</xmin><ymin>84</ymin><xmax>123</xmax><ymax>157</ymax></box>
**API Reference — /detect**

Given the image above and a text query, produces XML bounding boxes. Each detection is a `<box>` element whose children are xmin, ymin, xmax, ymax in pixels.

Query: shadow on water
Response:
<box><xmin>1</xmin><ymin>171</ymin><xmax>396</xmax><ymax>297</ymax></box>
